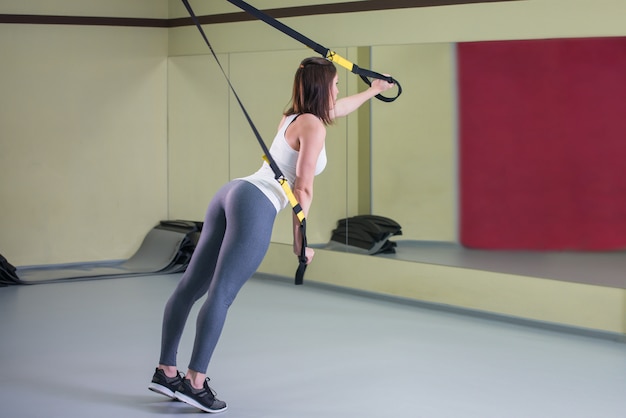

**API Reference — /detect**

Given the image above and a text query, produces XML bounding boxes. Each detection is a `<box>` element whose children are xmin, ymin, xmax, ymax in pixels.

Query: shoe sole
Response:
<box><xmin>174</xmin><ymin>391</ymin><xmax>228</xmax><ymax>413</ymax></box>
<box><xmin>148</xmin><ymin>382</ymin><xmax>176</xmax><ymax>399</ymax></box>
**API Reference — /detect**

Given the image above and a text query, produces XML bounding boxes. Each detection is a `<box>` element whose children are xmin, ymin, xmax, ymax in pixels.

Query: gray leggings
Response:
<box><xmin>158</xmin><ymin>180</ymin><xmax>277</xmax><ymax>372</ymax></box>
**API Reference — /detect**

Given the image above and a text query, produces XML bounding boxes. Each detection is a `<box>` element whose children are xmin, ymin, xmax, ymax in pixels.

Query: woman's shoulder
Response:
<box><xmin>282</xmin><ymin>113</ymin><xmax>326</xmax><ymax>151</ymax></box>
<box><xmin>295</xmin><ymin>113</ymin><xmax>326</xmax><ymax>149</ymax></box>
<box><xmin>293</xmin><ymin>113</ymin><xmax>325</xmax><ymax>129</ymax></box>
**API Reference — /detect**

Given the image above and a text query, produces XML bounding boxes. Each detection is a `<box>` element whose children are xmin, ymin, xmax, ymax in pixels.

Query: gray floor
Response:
<box><xmin>1</xmin><ymin>273</ymin><xmax>625</xmax><ymax>418</ymax></box>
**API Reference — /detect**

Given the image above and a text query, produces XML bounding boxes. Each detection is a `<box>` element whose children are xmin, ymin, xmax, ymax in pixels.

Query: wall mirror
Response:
<box><xmin>168</xmin><ymin>36</ymin><xmax>626</xmax><ymax>279</ymax></box>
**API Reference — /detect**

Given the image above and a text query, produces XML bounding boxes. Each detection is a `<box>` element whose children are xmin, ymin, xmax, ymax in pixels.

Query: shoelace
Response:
<box><xmin>190</xmin><ymin>378</ymin><xmax>218</xmax><ymax>400</ymax></box>
<box><xmin>202</xmin><ymin>378</ymin><xmax>218</xmax><ymax>398</ymax></box>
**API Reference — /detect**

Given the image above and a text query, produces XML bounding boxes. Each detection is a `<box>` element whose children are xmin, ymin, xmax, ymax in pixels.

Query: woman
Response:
<box><xmin>148</xmin><ymin>56</ymin><xmax>394</xmax><ymax>413</ymax></box>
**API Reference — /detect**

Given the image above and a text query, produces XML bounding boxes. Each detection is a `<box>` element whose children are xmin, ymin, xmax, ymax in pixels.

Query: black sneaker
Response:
<box><xmin>175</xmin><ymin>378</ymin><xmax>228</xmax><ymax>413</ymax></box>
<box><xmin>148</xmin><ymin>368</ymin><xmax>184</xmax><ymax>399</ymax></box>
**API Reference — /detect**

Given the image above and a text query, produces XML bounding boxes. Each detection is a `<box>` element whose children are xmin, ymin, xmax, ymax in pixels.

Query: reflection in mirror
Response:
<box><xmin>167</xmin><ymin>38</ymin><xmax>626</xmax><ymax>288</ymax></box>
<box><xmin>321</xmin><ymin>37</ymin><xmax>626</xmax><ymax>289</ymax></box>
<box><xmin>314</xmin><ymin>42</ymin><xmax>457</xmax><ymax>259</ymax></box>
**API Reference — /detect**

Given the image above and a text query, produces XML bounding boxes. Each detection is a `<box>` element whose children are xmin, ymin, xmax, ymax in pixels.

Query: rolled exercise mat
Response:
<box><xmin>13</xmin><ymin>220</ymin><xmax>201</xmax><ymax>284</ymax></box>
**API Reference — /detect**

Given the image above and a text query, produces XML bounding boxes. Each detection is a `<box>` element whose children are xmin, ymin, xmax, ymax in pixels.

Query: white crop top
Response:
<box><xmin>240</xmin><ymin>114</ymin><xmax>327</xmax><ymax>212</ymax></box>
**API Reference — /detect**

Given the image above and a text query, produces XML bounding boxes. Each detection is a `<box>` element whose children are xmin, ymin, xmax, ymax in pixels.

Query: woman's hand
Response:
<box><xmin>304</xmin><ymin>247</ymin><xmax>315</xmax><ymax>264</ymax></box>
<box><xmin>294</xmin><ymin>246</ymin><xmax>315</xmax><ymax>264</ymax></box>
<box><xmin>332</xmin><ymin>74</ymin><xmax>396</xmax><ymax>118</ymax></box>
<box><xmin>370</xmin><ymin>76</ymin><xmax>395</xmax><ymax>94</ymax></box>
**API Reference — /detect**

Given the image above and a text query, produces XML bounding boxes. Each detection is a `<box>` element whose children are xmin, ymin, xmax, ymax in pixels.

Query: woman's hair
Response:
<box><xmin>284</xmin><ymin>57</ymin><xmax>337</xmax><ymax>125</ymax></box>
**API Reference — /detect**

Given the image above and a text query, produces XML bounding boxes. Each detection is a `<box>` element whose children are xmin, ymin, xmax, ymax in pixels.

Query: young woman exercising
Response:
<box><xmin>148</xmin><ymin>56</ymin><xmax>394</xmax><ymax>413</ymax></box>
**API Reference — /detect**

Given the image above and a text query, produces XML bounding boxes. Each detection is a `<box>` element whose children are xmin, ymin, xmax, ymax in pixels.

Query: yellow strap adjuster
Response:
<box><xmin>262</xmin><ymin>155</ymin><xmax>305</xmax><ymax>223</ymax></box>
<box><xmin>325</xmin><ymin>50</ymin><xmax>354</xmax><ymax>72</ymax></box>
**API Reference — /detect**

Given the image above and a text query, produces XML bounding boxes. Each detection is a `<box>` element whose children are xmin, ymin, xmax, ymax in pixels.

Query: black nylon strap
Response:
<box><xmin>227</xmin><ymin>0</ymin><xmax>328</xmax><ymax>58</ymax></box>
<box><xmin>181</xmin><ymin>0</ymin><xmax>307</xmax><ymax>284</ymax></box>
<box><xmin>226</xmin><ymin>0</ymin><xmax>402</xmax><ymax>102</ymax></box>
<box><xmin>295</xmin><ymin>220</ymin><xmax>307</xmax><ymax>285</ymax></box>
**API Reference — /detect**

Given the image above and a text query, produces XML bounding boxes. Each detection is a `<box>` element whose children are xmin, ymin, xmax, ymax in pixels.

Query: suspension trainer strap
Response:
<box><xmin>181</xmin><ymin>0</ymin><xmax>308</xmax><ymax>285</ymax></box>
<box><xmin>226</xmin><ymin>0</ymin><xmax>402</xmax><ymax>102</ymax></box>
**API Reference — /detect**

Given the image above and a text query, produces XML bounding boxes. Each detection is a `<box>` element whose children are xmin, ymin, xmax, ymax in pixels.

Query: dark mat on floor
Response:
<box><xmin>2</xmin><ymin>220</ymin><xmax>201</xmax><ymax>285</ymax></box>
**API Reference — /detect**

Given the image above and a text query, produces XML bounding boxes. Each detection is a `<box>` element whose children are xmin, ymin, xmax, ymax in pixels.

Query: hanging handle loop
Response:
<box><xmin>228</xmin><ymin>0</ymin><xmax>402</xmax><ymax>103</ymax></box>
<box><xmin>359</xmin><ymin>74</ymin><xmax>402</xmax><ymax>103</ymax></box>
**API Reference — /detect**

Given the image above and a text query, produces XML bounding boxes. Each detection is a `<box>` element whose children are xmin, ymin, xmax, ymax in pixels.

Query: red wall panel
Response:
<box><xmin>458</xmin><ymin>37</ymin><xmax>626</xmax><ymax>250</ymax></box>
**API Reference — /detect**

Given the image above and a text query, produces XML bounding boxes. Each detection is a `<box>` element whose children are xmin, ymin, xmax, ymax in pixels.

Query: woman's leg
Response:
<box><xmin>187</xmin><ymin>181</ymin><xmax>276</xmax><ymax>375</ymax></box>
<box><xmin>157</xmin><ymin>182</ymin><xmax>235</xmax><ymax>368</ymax></box>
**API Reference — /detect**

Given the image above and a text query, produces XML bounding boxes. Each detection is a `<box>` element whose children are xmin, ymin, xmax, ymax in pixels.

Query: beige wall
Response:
<box><xmin>167</xmin><ymin>54</ymin><xmax>231</xmax><ymax>221</ymax></box>
<box><xmin>168</xmin><ymin>0</ymin><xmax>626</xmax><ymax>55</ymax></box>
<box><xmin>2</xmin><ymin>0</ymin><xmax>625</xmax><ymax>260</ymax></box>
<box><xmin>1</xmin><ymin>0</ymin><xmax>168</xmax><ymax>17</ymax></box>
<box><xmin>0</xmin><ymin>1</ymin><xmax>169</xmax><ymax>265</ymax></box>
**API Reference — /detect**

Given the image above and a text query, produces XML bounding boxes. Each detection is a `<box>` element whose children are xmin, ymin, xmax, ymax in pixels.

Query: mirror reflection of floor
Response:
<box><xmin>376</xmin><ymin>240</ymin><xmax>626</xmax><ymax>289</ymax></box>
